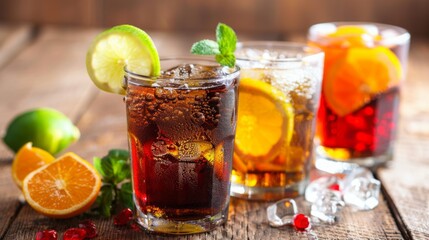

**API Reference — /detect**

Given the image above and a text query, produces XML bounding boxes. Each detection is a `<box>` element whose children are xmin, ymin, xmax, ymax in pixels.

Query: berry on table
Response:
<box><xmin>78</xmin><ymin>220</ymin><xmax>97</xmax><ymax>238</ymax></box>
<box><xmin>293</xmin><ymin>213</ymin><xmax>311</xmax><ymax>231</ymax></box>
<box><xmin>35</xmin><ymin>229</ymin><xmax>57</xmax><ymax>240</ymax></box>
<box><xmin>114</xmin><ymin>208</ymin><xmax>134</xmax><ymax>226</ymax></box>
<box><xmin>63</xmin><ymin>228</ymin><xmax>86</xmax><ymax>240</ymax></box>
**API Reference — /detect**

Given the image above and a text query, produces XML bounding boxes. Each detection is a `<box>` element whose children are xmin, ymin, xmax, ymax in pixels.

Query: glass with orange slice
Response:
<box><xmin>231</xmin><ymin>42</ymin><xmax>324</xmax><ymax>200</ymax></box>
<box><xmin>308</xmin><ymin>22</ymin><xmax>410</xmax><ymax>173</ymax></box>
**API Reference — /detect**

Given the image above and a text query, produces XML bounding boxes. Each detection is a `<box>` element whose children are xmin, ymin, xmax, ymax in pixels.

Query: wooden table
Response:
<box><xmin>0</xmin><ymin>24</ymin><xmax>428</xmax><ymax>240</ymax></box>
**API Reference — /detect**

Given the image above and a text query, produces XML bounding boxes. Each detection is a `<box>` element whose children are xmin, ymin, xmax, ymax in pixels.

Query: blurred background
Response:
<box><xmin>1</xmin><ymin>0</ymin><xmax>428</xmax><ymax>38</ymax></box>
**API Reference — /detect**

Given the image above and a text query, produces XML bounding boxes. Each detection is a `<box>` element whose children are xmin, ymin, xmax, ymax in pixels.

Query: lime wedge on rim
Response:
<box><xmin>86</xmin><ymin>24</ymin><xmax>160</xmax><ymax>94</ymax></box>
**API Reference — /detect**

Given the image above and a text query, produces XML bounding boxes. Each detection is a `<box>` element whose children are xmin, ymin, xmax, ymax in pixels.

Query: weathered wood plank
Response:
<box><xmin>0</xmin><ymin>27</ymin><xmax>100</xmax><ymax>157</ymax></box>
<box><xmin>5</xmin><ymin>31</ymin><xmax>400</xmax><ymax>239</ymax></box>
<box><xmin>0</xmin><ymin>27</ymin><xmax>101</xmax><ymax>239</ymax></box>
<box><xmin>0</xmin><ymin>24</ymin><xmax>34</xmax><ymax>70</ymax></box>
<box><xmin>0</xmin><ymin>29</ymin><xmax>419</xmax><ymax>239</ymax></box>
<box><xmin>376</xmin><ymin>40</ymin><xmax>429</xmax><ymax>240</ymax></box>
<box><xmin>0</xmin><ymin>23</ymin><xmax>35</xmax><ymax>239</ymax></box>
<box><xmin>3</xmin><ymin>195</ymin><xmax>403</xmax><ymax>239</ymax></box>
<box><xmin>0</xmin><ymin>161</ymin><xmax>22</xmax><ymax>239</ymax></box>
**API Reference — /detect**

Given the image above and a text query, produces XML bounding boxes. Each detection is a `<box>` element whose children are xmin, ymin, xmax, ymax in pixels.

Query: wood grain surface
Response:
<box><xmin>0</xmin><ymin>25</ymin><xmax>427</xmax><ymax>239</ymax></box>
<box><xmin>375</xmin><ymin>40</ymin><xmax>429</xmax><ymax>240</ymax></box>
<box><xmin>0</xmin><ymin>24</ymin><xmax>34</xmax><ymax>69</ymax></box>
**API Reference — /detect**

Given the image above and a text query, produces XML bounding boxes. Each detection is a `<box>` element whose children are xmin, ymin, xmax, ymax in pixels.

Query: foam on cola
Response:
<box><xmin>125</xmin><ymin>63</ymin><xmax>238</xmax><ymax>223</ymax></box>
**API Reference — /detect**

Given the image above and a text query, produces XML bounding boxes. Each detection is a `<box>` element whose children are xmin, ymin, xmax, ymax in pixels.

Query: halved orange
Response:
<box><xmin>234</xmin><ymin>78</ymin><xmax>294</xmax><ymax>165</ymax></box>
<box><xmin>324</xmin><ymin>46</ymin><xmax>403</xmax><ymax>116</ymax></box>
<box><xmin>22</xmin><ymin>152</ymin><xmax>101</xmax><ymax>218</ymax></box>
<box><xmin>12</xmin><ymin>142</ymin><xmax>55</xmax><ymax>188</ymax></box>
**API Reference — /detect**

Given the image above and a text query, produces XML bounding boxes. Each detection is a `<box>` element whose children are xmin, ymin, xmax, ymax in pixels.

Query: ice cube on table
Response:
<box><xmin>342</xmin><ymin>167</ymin><xmax>374</xmax><ymax>190</ymax></box>
<box><xmin>343</xmin><ymin>177</ymin><xmax>381</xmax><ymax>211</ymax></box>
<box><xmin>310</xmin><ymin>189</ymin><xmax>345</xmax><ymax>224</ymax></box>
<box><xmin>305</xmin><ymin>176</ymin><xmax>342</xmax><ymax>203</ymax></box>
<box><xmin>267</xmin><ymin>199</ymin><xmax>298</xmax><ymax>227</ymax></box>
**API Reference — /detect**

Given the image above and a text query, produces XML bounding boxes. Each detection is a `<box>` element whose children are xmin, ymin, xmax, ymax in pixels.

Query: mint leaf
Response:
<box><xmin>99</xmin><ymin>185</ymin><xmax>114</xmax><ymax>217</ymax></box>
<box><xmin>93</xmin><ymin>157</ymin><xmax>105</xmax><ymax>178</ymax></box>
<box><xmin>112</xmin><ymin>160</ymin><xmax>130</xmax><ymax>184</ymax></box>
<box><xmin>91</xmin><ymin>149</ymin><xmax>132</xmax><ymax>217</ymax></box>
<box><xmin>190</xmin><ymin>23</ymin><xmax>237</xmax><ymax>67</ymax></box>
<box><xmin>216</xmin><ymin>53</ymin><xmax>236</xmax><ymax>68</ymax></box>
<box><xmin>119</xmin><ymin>182</ymin><xmax>133</xmax><ymax>209</ymax></box>
<box><xmin>98</xmin><ymin>156</ymin><xmax>114</xmax><ymax>181</ymax></box>
<box><xmin>108</xmin><ymin>149</ymin><xmax>129</xmax><ymax>160</ymax></box>
<box><xmin>216</xmin><ymin>23</ymin><xmax>237</xmax><ymax>54</ymax></box>
<box><xmin>191</xmin><ymin>40</ymin><xmax>220</xmax><ymax>55</ymax></box>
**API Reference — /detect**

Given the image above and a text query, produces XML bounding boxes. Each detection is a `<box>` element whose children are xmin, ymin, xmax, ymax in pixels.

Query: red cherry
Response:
<box><xmin>328</xmin><ymin>183</ymin><xmax>340</xmax><ymax>191</ymax></box>
<box><xmin>63</xmin><ymin>228</ymin><xmax>86</xmax><ymax>240</ymax></box>
<box><xmin>130</xmin><ymin>222</ymin><xmax>142</xmax><ymax>232</ymax></box>
<box><xmin>35</xmin><ymin>230</ymin><xmax>57</xmax><ymax>240</ymax></box>
<box><xmin>78</xmin><ymin>220</ymin><xmax>97</xmax><ymax>238</ymax></box>
<box><xmin>114</xmin><ymin>208</ymin><xmax>134</xmax><ymax>226</ymax></box>
<box><xmin>293</xmin><ymin>213</ymin><xmax>311</xmax><ymax>231</ymax></box>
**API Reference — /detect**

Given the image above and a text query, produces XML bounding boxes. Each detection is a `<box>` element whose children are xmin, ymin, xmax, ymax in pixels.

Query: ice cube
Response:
<box><xmin>343</xmin><ymin>177</ymin><xmax>381</xmax><ymax>211</ymax></box>
<box><xmin>161</xmin><ymin>64</ymin><xmax>228</xmax><ymax>80</ymax></box>
<box><xmin>342</xmin><ymin>167</ymin><xmax>373</xmax><ymax>190</ymax></box>
<box><xmin>310</xmin><ymin>189</ymin><xmax>345</xmax><ymax>224</ymax></box>
<box><xmin>267</xmin><ymin>199</ymin><xmax>298</xmax><ymax>227</ymax></box>
<box><xmin>151</xmin><ymin>140</ymin><xmax>169</xmax><ymax>157</ymax></box>
<box><xmin>177</xmin><ymin>141</ymin><xmax>213</xmax><ymax>161</ymax></box>
<box><xmin>151</xmin><ymin>139</ymin><xmax>178</xmax><ymax>158</ymax></box>
<box><xmin>305</xmin><ymin>176</ymin><xmax>342</xmax><ymax>203</ymax></box>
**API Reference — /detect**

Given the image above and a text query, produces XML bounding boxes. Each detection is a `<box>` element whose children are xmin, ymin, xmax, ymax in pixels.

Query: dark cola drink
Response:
<box><xmin>125</xmin><ymin>59</ymin><xmax>239</xmax><ymax>234</ymax></box>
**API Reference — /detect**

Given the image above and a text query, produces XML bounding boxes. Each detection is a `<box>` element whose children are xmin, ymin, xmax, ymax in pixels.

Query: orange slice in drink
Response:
<box><xmin>12</xmin><ymin>142</ymin><xmax>55</xmax><ymax>188</ymax></box>
<box><xmin>234</xmin><ymin>78</ymin><xmax>294</xmax><ymax>165</ymax></box>
<box><xmin>324</xmin><ymin>46</ymin><xmax>402</xmax><ymax>116</ymax></box>
<box><xmin>327</xmin><ymin>25</ymin><xmax>380</xmax><ymax>48</ymax></box>
<box><xmin>22</xmin><ymin>152</ymin><xmax>101</xmax><ymax>218</ymax></box>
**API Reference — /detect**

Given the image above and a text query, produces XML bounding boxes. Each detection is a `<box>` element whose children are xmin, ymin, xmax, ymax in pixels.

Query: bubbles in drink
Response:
<box><xmin>231</xmin><ymin>45</ymin><xmax>323</xmax><ymax>200</ymax></box>
<box><xmin>126</xmin><ymin>63</ymin><xmax>238</xmax><ymax>220</ymax></box>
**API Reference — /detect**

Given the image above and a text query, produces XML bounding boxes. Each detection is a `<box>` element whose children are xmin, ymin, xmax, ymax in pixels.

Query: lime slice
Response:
<box><xmin>86</xmin><ymin>25</ymin><xmax>160</xmax><ymax>94</ymax></box>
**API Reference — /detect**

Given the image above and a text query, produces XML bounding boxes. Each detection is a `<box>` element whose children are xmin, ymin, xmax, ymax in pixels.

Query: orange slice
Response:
<box><xmin>12</xmin><ymin>142</ymin><xmax>55</xmax><ymax>188</ymax></box>
<box><xmin>234</xmin><ymin>78</ymin><xmax>294</xmax><ymax>164</ymax></box>
<box><xmin>324</xmin><ymin>46</ymin><xmax>402</xmax><ymax>116</ymax></box>
<box><xmin>22</xmin><ymin>152</ymin><xmax>101</xmax><ymax>218</ymax></box>
<box><xmin>327</xmin><ymin>25</ymin><xmax>380</xmax><ymax>48</ymax></box>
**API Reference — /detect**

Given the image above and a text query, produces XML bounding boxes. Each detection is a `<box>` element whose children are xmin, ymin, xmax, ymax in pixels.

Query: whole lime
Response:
<box><xmin>3</xmin><ymin>108</ymin><xmax>80</xmax><ymax>155</ymax></box>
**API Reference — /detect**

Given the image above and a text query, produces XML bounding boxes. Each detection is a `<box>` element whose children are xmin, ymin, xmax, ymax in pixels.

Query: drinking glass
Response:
<box><xmin>125</xmin><ymin>57</ymin><xmax>240</xmax><ymax>234</ymax></box>
<box><xmin>231</xmin><ymin>42</ymin><xmax>324</xmax><ymax>200</ymax></box>
<box><xmin>308</xmin><ymin>22</ymin><xmax>410</xmax><ymax>173</ymax></box>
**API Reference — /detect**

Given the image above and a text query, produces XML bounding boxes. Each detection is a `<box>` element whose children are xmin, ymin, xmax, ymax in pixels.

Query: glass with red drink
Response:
<box><xmin>308</xmin><ymin>22</ymin><xmax>410</xmax><ymax>172</ymax></box>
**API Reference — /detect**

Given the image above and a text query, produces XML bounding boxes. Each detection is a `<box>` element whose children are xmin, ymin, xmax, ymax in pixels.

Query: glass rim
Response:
<box><xmin>235</xmin><ymin>41</ymin><xmax>324</xmax><ymax>63</ymax></box>
<box><xmin>124</xmin><ymin>56</ymin><xmax>240</xmax><ymax>83</ymax></box>
<box><xmin>308</xmin><ymin>21</ymin><xmax>410</xmax><ymax>45</ymax></box>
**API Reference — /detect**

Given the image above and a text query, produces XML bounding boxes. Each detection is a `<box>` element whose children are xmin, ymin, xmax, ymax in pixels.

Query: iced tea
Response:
<box><xmin>125</xmin><ymin>58</ymin><xmax>239</xmax><ymax>234</ymax></box>
<box><xmin>308</xmin><ymin>23</ymin><xmax>410</xmax><ymax>172</ymax></box>
<box><xmin>231</xmin><ymin>42</ymin><xmax>324</xmax><ymax>200</ymax></box>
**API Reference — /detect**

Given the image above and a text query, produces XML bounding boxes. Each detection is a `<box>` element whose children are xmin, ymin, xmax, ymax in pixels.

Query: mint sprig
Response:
<box><xmin>191</xmin><ymin>23</ymin><xmax>237</xmax><ymax>67</ymax></box>
<box><xmin>91</xmin><ymin>149</ymin><xmax>133</xmax><ymax>217</ymax></box>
